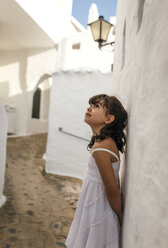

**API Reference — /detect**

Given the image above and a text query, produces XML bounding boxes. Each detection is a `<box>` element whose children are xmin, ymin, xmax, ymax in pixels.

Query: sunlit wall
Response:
<box><xmin>0</xmin><ymin>49</ymin><xmax>57</xmax><ymax>135</ymax></box>
<box><xmin>113</xmin><ymin>1</ymin><xmax>168</xmax><ymax>247</ymax></box>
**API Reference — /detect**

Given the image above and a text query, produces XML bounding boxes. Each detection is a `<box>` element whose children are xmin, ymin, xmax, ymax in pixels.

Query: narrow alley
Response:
<box><xmin>0</xmin><ymin>134</ymin><xmax>81</xmax><ymax>248</ymax></box>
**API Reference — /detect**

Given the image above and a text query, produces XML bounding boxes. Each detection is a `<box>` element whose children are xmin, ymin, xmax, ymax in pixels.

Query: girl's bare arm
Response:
<box><xmin>92</xmin><ymin>149</ymin><xmax>123</xmax><ymax>224</ymax></box>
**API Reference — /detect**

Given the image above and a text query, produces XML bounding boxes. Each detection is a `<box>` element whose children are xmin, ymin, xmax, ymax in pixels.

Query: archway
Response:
<box><xmin>31</xmin><ymin>74</ymin><xmax>51</xmax><ymax>120</ymax></box>
<box><xmin>30</xmin><ymin>74</ymin><xmax>51</xmax><ymax>134</ymax></box>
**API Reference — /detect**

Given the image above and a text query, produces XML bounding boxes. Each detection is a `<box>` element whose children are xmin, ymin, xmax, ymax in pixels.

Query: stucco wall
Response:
<box><xmin>0</xmin><ymin>48</ymin><xmax>57</xmax><ymax>135</ymax></box>
<box><xmin>0</xmin><ymin>102</ymin><xmax>8</xmax><ymax>207</ymax></box>
<box><xmin>15</xmin><ymin>0</ymin><xmax>73</xmax><ymax>43</ymax></box>
<box><xmin>113</xmin><ymin>1</ymin><xmax>168</xmax><ymax>247</ymax></box>
<box><xmin>57</xmin><ymin>32</ymin><xmax>114</xmax><ymax>73</ymax></box>
<box><xmin>46</xmin><ymin>70</ymin><xmax>121</xmax><ymax>179</ymax></box>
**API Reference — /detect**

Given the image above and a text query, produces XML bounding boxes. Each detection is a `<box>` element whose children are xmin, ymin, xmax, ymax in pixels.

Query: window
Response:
<box><xmin>32</xmin><ymin>88</ymin><xmax>41</xmax><ymax>119</ymax></box>
<box><xmin>72</xmin><ymin>43</ymin><xmax>80</xmax><ymax>49</ymax></box>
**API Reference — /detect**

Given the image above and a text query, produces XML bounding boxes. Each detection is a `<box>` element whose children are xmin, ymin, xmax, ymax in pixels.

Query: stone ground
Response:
<box><xmin>0</xmin><ymin>134</ymin><xmax>82</xmax><ymax>248</ymax></box>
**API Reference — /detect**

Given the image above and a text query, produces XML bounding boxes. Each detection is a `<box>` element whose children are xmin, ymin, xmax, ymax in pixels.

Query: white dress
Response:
<box><xmin>65</xmin><ymin>148</ymin><xmax>121</xmax><ymax>248</ymax></box>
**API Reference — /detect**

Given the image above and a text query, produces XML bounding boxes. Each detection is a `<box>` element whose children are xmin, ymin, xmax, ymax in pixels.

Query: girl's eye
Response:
<box><xmin>89</xmin><ymin>103</ymin><xmax>99</xmax><ymax>108</ymax></box>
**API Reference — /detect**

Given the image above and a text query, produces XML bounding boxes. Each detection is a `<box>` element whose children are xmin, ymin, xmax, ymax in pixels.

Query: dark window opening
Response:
<box><xmin>72</xmin><ymin>43</ymin><xmax>80</xmax><ymax>49</ymax></box>
<box><xmin>32</xmin><ymin>88</ymin><xmax>41</xmax><ymax>119</ymax></box>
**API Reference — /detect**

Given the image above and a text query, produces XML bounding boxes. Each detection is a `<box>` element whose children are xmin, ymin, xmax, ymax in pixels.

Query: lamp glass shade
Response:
<box><xmin>89</xmin><ymin>19</ymin><xmax>101</xmax><ymax>41</ymax></box>
<box><xmin>101</xmin><ymin>20</ymin><xmax>112</xmax><ymax>41</ymax></box>
<box><xmin>89</xmin><ymin>16</ymin><xmax>112</xmax><ymax>42</ymax></box>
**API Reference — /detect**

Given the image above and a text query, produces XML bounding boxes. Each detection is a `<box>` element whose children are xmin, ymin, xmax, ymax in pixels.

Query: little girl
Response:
<box><xmin>65</xmin><ymin>94</ymin><xmax>127</xmax><ymax>248</ymax></box>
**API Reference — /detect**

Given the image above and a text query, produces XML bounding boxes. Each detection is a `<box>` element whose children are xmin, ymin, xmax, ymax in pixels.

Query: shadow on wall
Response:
<box><xmin>0</xmin><ymin>48</ymin><xmax>52</xmax><ymax>67</ymax></box>
<box><xmin>121</xmin><ymin>20</ymin><xmax>126</xmax><ymax>70</ymax></box>
<box><xmin>0</xmin><ymin>49</ymin><xmax>53</xmax><ymax>135</ymax></box>
<box><xmin>0</xmin><ymin>101</ymin><xmax>8</xmax><ymax>207</ymax></box>
<box><xmin>0</xmin><ymin>88</ymin><xmax>50</xmax><ymax>135</ymax></box>
<box><xmin>137</xmin><ymin>0</ymin><xmax>145</xmax><ymax>33</ymax></box>
<box><xmin>0</xmin><ymin>48</ymin><xmax>53</xmax><ymax>97</ymax></box>
<box><xmin>0</xmin><ymin>51</ymin><xmax>28</xmax><ymax>133</ymax></box>
<box><xmin>0</xmin><ymin>81</ymin><xmax>9</xmax><ymax>99</ymax></box>
<box><xmin>120</xmin><ymin>124</ymin><xmax>129</xmax><ymax>205</ymax></box>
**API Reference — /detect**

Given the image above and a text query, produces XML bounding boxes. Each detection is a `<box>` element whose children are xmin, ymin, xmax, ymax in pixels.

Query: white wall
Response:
<box><xmin>46</xmin><ymin>70</ymin><xmax>120</xmax><ymax>179</ymax></box>
<box><xmin>0</xmin><ymin>102</ymin><xmax>8</xmax><ymax>207</ymax></box>
<box><xmin>15</xmin><ymin>0</ymin><xmax>73</xmax><ymax>43</ymax></box>
<box><xmin>0</xmin><ymin>0</ymin><xmax>55</xmax><ymax>50</ymax></box>
<box><xmin>113</xmin><ymin>1</ymin><xmax>168</xmax><ymax>247</ymax></box>
<box><xmin>0</xmin><ymin>33</ymin><xmax>114</xmax><ymax>135</ymax></box>
<box><xmin>57</xmin><ymin>32</ymin><xmax>114</xmax><ymax>73</ymax></box>
<box><xmin>0</xmin><ymin>48</ymin><xmax>57</xmax><ymax>135</ymax></box>
<box><xmin>0</xmin><ymin>1</ymin><xmax>116</xmax><ymax>136</ymax></box>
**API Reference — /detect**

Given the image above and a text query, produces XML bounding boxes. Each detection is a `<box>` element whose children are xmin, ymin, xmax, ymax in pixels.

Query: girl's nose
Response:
<box><xmin>87</xmin><ymin>105</ymin><xmax>92</xmax><ymax>111</ymax></box>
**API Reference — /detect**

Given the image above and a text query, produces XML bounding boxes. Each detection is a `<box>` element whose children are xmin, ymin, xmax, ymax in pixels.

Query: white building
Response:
<box><xmin>111</xmin><ymin>1</ymin><xmax>168</xmax><ymax>247</ymax></box>
<box><xmin>0</xmin><ymin>0</ymin><xmax>115</xmax><ymax>136</ymax></box>
<box><xmin>0</xmin><ymin>0</ymin><xmax>116</xmax><ymax>210</ymax></box>
<box><xmin>45</xmin><ymin>69</ymin><xmax>117</xmax><ymax>179</ymax></box>
<box><xmin>0</xmin><ymin>102</ymin><xmax>8</xmax><ymax>207</ymax></box>
<box><xmin>1</xmin><ymin>1</ymin><xmax>168</xmax><ymax>246</ymax></box>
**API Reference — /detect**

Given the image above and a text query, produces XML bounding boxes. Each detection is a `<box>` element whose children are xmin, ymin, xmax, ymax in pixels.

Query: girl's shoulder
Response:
<box><xmin>93</xmin><ymin>138</ymin><xmax>120</xmax><ymax>162</ymax></box>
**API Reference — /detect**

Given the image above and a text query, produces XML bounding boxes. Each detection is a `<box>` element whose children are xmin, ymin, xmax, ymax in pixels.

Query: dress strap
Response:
<box><xmin>91</xmin><ymin>148</ymin><xmax>120</xmax><ymax>161</ymax></box>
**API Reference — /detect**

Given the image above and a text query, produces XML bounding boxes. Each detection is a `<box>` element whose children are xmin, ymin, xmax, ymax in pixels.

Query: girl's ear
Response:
<box><xmin>105</xmin><ymin>115</ymin><xmax>115</xmax><ymax>124</ymax></box>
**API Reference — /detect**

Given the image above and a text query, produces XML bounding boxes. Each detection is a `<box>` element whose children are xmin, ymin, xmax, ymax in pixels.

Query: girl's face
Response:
<box><xmin>84</xmin><ymin>99</ymin><xmax>108</xmax><ymax>128</ymax></box>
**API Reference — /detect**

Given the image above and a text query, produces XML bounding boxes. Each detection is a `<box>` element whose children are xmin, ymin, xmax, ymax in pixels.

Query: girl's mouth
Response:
<box><xmin>85</xmin><ymin>113</ymin><xmax>91</xmax><ymax>117</ymax></box>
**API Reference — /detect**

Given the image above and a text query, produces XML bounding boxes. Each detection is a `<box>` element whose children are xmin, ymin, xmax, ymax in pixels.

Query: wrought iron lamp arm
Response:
<box><xmin>99</xmin><ymin>41</ymin><xmax>115</xmax><ymax>49</ymax></box>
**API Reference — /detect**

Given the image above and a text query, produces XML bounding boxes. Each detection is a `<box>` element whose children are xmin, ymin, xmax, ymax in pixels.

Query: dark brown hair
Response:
<box><xmin>87</xmin><ymin>94</ymin><xmax>127</xmax><ymax>153</ymax></box>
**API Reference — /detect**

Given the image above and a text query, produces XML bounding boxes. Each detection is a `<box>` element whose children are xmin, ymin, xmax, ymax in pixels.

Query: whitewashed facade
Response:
<box><xmin>46</xmin><ymin>70</ymin><xmax>119</xmax><ymax>179</ymax></box>
<box><xmin>112</xmin><ymin>1</ymin><xmax>168</xmax><ymax>247</ymax></box>
<box><xmin>0</xmin><ymin>0</ymin><xmax>115</xmax><ymax>136</ymax></box>
<box><xmin>0</xmin><ymin>102</ymin><xmax>8</xmax><ymax>207</ymax></box>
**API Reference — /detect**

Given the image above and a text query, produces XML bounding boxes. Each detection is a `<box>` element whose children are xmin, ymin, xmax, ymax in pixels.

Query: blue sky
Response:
<box><xmin>72</xmin><ymin>0</ymin><xmax>117</xmax><ymax>27</ymax></box>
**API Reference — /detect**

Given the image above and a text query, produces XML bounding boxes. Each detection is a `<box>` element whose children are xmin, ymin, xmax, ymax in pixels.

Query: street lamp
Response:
<box><xmin>88</xmin><ymin>16</ymin><xmax>114</xmax><ymax>49</ymax></box>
